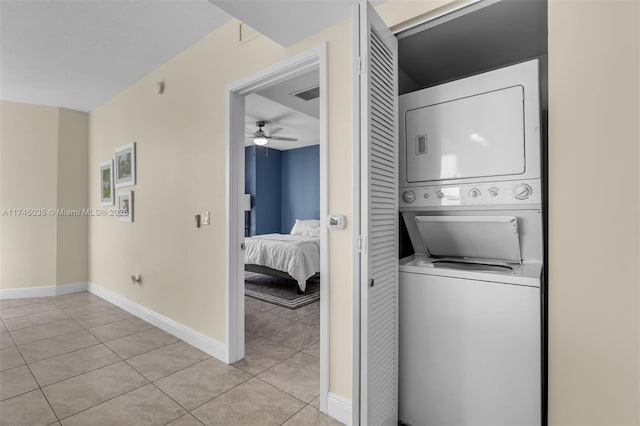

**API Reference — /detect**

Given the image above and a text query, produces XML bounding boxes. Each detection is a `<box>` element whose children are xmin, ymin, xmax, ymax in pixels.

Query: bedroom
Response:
<box><xmin>239</xmin><ymin>69</ymin><xmax>322</xmax><ymax>400</ymax></box>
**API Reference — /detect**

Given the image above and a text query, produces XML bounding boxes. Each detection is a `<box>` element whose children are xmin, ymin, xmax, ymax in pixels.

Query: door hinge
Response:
<box><xmin>357</xmin><ymin>55</ymin><xmax>366</xmax><ymax>75</ymax></box>
<box><xmin>357</xmin><ymin>235</ymin><xmax>368</xmax><ymax>254</ymax></box>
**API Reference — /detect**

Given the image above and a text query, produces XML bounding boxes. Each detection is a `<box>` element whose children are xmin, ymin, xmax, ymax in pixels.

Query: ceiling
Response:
<box><xmin>1</xmin><ymin>0</ymin><xmax>381</xmax><ymax>113</ymax></box>
<box><xmin>398</xmin><ymin>0</ymin><xmax>547</xmax><ymax>94</ymax></box>
<box><xmin>212</xmin><ymin>0</ymin><xmax>355</xmax><ymax>47</ymax></box>
<box><xmin>257</xmin><ymin>69</ymin><xmax>320</xmax><ymax>119</ymax></box>
<box><xmin>245</xmin><ymin>93</ymin><xmax>319</xmax><ymax>151</ymax></box>
<box><xmin>0</xmin><ymin>0</ymin><xmax>231</xmax><ymax>112</ymax></box>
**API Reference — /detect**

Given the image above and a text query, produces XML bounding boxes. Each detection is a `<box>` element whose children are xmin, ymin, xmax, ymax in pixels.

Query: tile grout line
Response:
<box><xmin>114</xmin><ymin>341</ymin><xmax>236</xmax><ymax>425</ymax></box>
<box><xmin>50</xmin><ymin>317</ymin><xmax>158</xmax><ymax>423</ymax></box>
<box><xmin>279</xmin><ymin>401</ymin><xmax>311</xmax><ymax>426</ymax></box>
<box><xmin>56</xmin><ymin>382</ymin><xmax>151</xmax><ymax>422</ymax></box>
<box><xmin>80</xmin><ymin>323</ymin><xmax>220</xmax><ymax>423</ymax></box>
<box><xmin>4</xmin><ymin>293</ymin><xmax>323</xmax><ymax>424</ymax></box>
<box><xmin>6</xmin><ymin>330</ymin><xmax>62</xmax><ymax>424</ymax></box>
<box><xmin>3</xmin><ymin>312</ymin><xmax>73</xmax><ymax>333</ymax></box>
<box><xmin>9</xmin><ymin>323</ymin><xmax>86</xmax><ymax>347</ymax></box>
<box><xmin>243</xmin><ymin>299</ymin><xmax>322</xmax><ymax>417</ymax></box>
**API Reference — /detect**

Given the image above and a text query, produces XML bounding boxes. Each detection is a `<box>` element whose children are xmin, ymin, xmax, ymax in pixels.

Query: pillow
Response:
<box><xmin>290</xmin><ymin>219</ymin><xmax>320</xmax><ymax>236</ymax></box>
<box><xmin>302</xmin><ymin>225</ymin><xmax>320</xmax><ymax>237</ymax></box>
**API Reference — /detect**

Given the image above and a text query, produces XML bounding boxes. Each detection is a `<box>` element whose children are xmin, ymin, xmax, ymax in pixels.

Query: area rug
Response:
<box><xmin>245</xmin><ymin>272</ymin><xmax>320</xmax><ymax>309</ymax></box>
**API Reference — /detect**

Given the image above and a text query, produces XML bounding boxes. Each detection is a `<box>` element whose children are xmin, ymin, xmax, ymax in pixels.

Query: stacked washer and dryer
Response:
<box><xmin>398</xmin><ymin>60</ymin><xmax>543</xmax><ymax>426</ymax></box>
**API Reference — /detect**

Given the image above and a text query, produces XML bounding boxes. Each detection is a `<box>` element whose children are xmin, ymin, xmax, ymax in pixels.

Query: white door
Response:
<box><xmin>358</xmin><ymin>2</ymin><xmax>398</xmax><ymax>425</ymax></box>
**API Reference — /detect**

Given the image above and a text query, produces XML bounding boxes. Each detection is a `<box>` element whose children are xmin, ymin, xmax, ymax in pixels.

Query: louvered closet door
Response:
<box><xmin>359</xmin><ymin>2</ymin><xmax>398</xmax><ymax>425</ymax></box>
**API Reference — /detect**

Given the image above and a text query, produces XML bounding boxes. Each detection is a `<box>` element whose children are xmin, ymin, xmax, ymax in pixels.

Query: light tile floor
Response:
<box><xmin>0</xmin><ymin>292</ymin><xmax>341</xmax><ymax>425</ymax></box>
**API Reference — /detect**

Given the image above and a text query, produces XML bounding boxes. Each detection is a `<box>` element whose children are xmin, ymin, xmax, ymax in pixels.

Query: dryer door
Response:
<box><xmin>405</xmin><ymin>86</ymin><xmax>525</xmax><ymax>183</ymax></box>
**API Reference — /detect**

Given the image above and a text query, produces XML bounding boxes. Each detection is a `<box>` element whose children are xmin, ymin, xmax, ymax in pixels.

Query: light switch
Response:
<box><xmin>202</xmin><ymin>211</ymin><xmax>210</xmax><ymax>225</ymax></box>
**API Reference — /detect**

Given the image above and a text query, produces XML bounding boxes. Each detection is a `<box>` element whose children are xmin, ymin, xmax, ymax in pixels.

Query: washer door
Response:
<box><xmin>414</xmin><ymin>215</ymin><xmax>522</xmax><ymax>263</ymax></box>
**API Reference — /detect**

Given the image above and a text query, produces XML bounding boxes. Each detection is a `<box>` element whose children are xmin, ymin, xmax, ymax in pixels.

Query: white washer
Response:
<box><xmin>397</xmin><ymin>60</ymin><xmax>544</xmax><ymax>426</ymax></box>
<box><xmin>398</xmin><ymin>214</ymin><xmax>542</xmax><ymax>426</ymax></box>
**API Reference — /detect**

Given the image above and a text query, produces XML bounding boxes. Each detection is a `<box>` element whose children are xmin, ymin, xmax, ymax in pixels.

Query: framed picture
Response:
<box><xmin>99</xmin><ymin>160</ymin><xmax>114</xmax><ymax>206</ymax></box>
<box><xmin>117</xmin><ymin>190</ymin><xmax>133</xmax><ymax>223</ymax></box>
<box><xmin>114</xmin><ymin>142</ymin><xmax>136</xmax><ymax>188</ymax></box>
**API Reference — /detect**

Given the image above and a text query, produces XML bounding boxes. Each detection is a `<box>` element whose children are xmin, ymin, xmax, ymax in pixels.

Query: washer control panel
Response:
<box><xmin>400</xmin><ymin>179</ymin><xmax>541</xmax><ymax>208</ymax></box>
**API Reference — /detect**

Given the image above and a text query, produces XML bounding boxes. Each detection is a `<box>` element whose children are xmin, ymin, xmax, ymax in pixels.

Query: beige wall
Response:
<box><xmin>1</xmin><ymin>101</ymin><xmax>59</xmax><ymax>288</ymax></box>
<box><xmin>88</xmin><ymin>2</ymin><xmax>448</xmax><ymax>401</ymax></box>
<box><xmin>57</xmin><ymin>108</ymin><xmax>90</xmax><ymax>284</ymax></box>
<box><xmin>88</xmin><ymin>18</ymin><xmax>356</xmax><ymax>397</ymax></box>
<box><xmin>547</xmin><ymin>1</ymin><xmax>640</xmax><ymax>425</ymax></box>
<box><xmin>88</xmin><ymin>1</ymin><xmax>640</xmax><ymax>419</ymax></box>
<box><xmin>0</xmin><ymin>101</ymin><xmax>89</xmax><ymax>289</ymax></box>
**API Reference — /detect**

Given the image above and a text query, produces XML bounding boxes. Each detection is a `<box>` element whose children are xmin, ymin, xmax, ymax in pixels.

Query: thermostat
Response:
<box><xmin>327</xmin><ymin>214</ymin><xmax>346</xmax><ymax>230</ymax></box>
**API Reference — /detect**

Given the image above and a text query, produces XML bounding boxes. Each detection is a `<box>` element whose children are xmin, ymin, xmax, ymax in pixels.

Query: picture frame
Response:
<box><xmin>114</xmin><ymin>142</ymin><xmax>136</xmax><ymax>188</ymax></box>
<box><xmin>117</xmin><ymin>190</ymin><xmax>133</xmax><ymax>223</ymax></box>
<box><xmin>99</xmin><ymin>160</ymin><xmax>114</xmax><ymax>206</ymax></box>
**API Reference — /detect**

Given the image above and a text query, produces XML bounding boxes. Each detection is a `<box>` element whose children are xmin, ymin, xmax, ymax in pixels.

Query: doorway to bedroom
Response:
<box><xmin>226</xmin><ymin>45</ymin><xmax>329</xmax><ymax>412</ymax></box>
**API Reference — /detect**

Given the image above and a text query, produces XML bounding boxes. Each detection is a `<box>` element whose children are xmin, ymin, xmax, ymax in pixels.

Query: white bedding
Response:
<box><xmin>244</xmin><ymin>234</ymin><xmax>320</xmax><ymax>292</ymax></box>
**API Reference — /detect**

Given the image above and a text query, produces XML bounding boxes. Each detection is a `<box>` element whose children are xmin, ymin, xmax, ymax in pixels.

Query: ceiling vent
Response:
<box><xmin>291</xmin><ymin>86</ymin><xmax>320</xmax><ymax>101</ymax></box>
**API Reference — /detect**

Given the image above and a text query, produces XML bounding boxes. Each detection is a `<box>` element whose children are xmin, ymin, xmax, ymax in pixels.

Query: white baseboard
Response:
<box><xmin>88</xmin><ymin>282</ymin><xmax>227</xmax><ymax>363</ymax></box>
<box><xmin>0</xmin><ymin>281</ymin><xmax>88</xmax><ymax>299</ymax></box>
<box><xmin>55</xmin><ymin>282</ymin><xmax>89</xmax><ymax>296</ymax></box>
<box><xmin>328</xmin><ymin>392</ymin><xmax>352</xmax><ymax>426</ymax></box>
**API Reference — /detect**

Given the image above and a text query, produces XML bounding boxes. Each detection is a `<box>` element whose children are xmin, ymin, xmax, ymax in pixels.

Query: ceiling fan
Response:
<box><xmin>248</xmin><ymin>121</ymin><xmax>298</xmax><ymax>146</ymax></box>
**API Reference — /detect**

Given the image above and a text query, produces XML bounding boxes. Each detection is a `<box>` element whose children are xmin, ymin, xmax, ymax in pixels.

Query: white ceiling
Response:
<box><xmin>1</xmin><ymin>0</ymin><xmax>377</xmax><ymax>112</ymax></box>
<box><xmin>0</xmin><ymin>0</ymin><xmax>231</xmax><ymax>112</ymax></box>
<box><xmin>212</xmin><ymin>0</ymin><xmax>356</xmax><ymax>47</ymax></box>
<box><xmin>245</xmin><ymin>94</ymin><xmax>319</xmax><ymax>151</ymax></box>
<box><xmin>257</xmin><ymin>69</ymin><xmax>320</xmax><ymax>119</ymax></box>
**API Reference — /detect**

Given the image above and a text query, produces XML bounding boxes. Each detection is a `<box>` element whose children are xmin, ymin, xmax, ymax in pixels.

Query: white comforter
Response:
<box><xmin>244</xmin><ymin>234</ymin><xmax>320</xmax><ymax>292</ymax></box>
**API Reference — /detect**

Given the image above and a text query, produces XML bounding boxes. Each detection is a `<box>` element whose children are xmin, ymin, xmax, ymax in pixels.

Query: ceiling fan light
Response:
<box><xmin>253</xmin><ymin>137</ymin><xmax>268</xmax><ymax>146</ymax></box>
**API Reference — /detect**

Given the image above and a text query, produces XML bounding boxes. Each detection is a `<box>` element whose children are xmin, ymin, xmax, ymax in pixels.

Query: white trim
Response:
<box><xmin>88</xmin><ymin>283</ymin><xmax>226</xmax><ymax>362</ymax></box>
<box><xmin>328</xmin><ymin>392</ymin><xmax>353</xmax><ymax>426</ymax></box>
<box><xmin>226</xmin><ymin>43</ymin><xmax>330</xmax><ymax>412</ymax></box>
<box><xmin>350</xmin><ymin>4</ymin><xmax>362</xmax><ymax>426</ymax></box>
<box><xmin>0</xmin><ymin>281</ymin><xmax>88</xmax><ymax>299</ymax></box>
<box><xmin>225</xmin><ymin>89</ymin><xmax>246</xmax><ymax>364</ymax></box>
<box><xmin>56</xmin><ymin>281</ymin><xmax>90</xmax><ymax>296</ymax></box>
<box><xmin>317</xmin><ymin>43</ymin><xmax>330</xmax><ymax>415</ymax></box>
<box><xmin>391</xmin><ymin>0</ymin><xmax>488</xmax><ymax>36</ymax></box>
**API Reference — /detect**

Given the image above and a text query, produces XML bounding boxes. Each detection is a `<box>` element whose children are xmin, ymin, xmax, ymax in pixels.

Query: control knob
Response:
<box><xmin>436</xmin><ymin>190</ymin><xmax>445</xmax><ymax>200</ymax></box>
<box><xmin>468</xmin><ymin>188</ymin><xmax>481</xmax><ymax>198</ymax></box>
<box><xmin>489</xmin><ymin>187</ymin><xmax>499</xmax><ymax>197</ymax></box>
<box><xmin>402</xmin><ymin>190</ymin><xmax>415</xmax><ymax>204</ymax></box>
<box><xmin>513</xmin><ymin>183</ymin><xmax>533</xmax><ymax>200</ymax></box>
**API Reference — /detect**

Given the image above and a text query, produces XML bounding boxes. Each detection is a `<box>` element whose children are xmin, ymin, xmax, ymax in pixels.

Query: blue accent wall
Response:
<box><xmin>245</xmin><ymin>145</ymin><xmax>319</xmax><ymax>236</ymax></box>
<box><xmin>245</xmin><ymin>146</ymin><xmax>281</xmax><ymax>236</ymax></box>
<box><xmin>256</xmin><ymin>147</ymin><xmax>281</xmax><ymax>235</ymax></box>
<box><xmin>280</xmin><ymin>145</ymin><xmax>320</xmax><ymax>233</ymax></box>
<box><xmin>244</xmin><ymin>146</ymin><xmax>257</xmax><ymax>236</ymax></box>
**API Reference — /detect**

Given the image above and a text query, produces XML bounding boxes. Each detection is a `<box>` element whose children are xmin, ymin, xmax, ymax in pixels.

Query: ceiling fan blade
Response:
<box><xmin>269</xmin><ymin>136</ymin><xmax>298</xmax><ymax>141</ymax></box>
<box><xmin>269</xmin><ymin>127</ymin><xmax>283</xmax><ymax>135</ymax></box>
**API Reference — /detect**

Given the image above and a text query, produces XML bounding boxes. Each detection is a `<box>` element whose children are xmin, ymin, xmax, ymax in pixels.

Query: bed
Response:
<box><xmin>244</xmin><ymin>220</ymin><xmax>320</xmax><ymax>293</ymax></box>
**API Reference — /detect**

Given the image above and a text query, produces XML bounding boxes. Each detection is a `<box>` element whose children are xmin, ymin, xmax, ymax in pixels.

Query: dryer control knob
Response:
<box><xmin>513</xmin><ymin>183</ymin><xmax>533</xmax><ymax>200</ymax></box>
<box><xmin>402</xmin><ymin>190</ymin><xmax>415</xmax><ymax>204</ymax></box>
<box><xmin>489</xmin><ymin>187</ymin><xmax>499</xmax><ymax>197</ymax></box>
<box><xmin>468</xmin><ymin>188</ymin><xmax>481</xmax><ymax>198</ymax></box>
<box><xmin>436</xmin><ymin>190</ymin><xmax>445</xmax><ymax>200</ymax></box>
